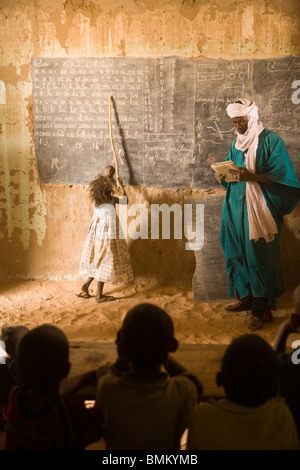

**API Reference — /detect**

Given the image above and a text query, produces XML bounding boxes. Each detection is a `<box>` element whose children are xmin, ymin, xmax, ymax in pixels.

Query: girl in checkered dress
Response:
<box><xmin>78</xmin><ymin>171</ymin><xmax>133</xmax><ymax>303</ymax></box>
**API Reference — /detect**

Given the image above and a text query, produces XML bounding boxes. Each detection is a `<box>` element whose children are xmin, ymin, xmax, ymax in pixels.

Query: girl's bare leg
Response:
<box><xmin>81</xmin><ymin>277</ymin><xmax>94</xmax><ymax>295</ymax></box>
<box><xmin>95</xmin><ymin>281</ymin><xmax>115</xmax><ymax>303</ymax></box>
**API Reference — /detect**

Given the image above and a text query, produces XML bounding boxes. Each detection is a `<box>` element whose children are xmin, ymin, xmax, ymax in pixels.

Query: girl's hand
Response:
<box><xmin>116</xmin><ymin>177</ymin><xmax>126</xmax><ymax>196</ymax></box>
<box><xmin>104</xmin><ymin>165</ymin><xmax>115</xmax><ymax>178</ymax></box>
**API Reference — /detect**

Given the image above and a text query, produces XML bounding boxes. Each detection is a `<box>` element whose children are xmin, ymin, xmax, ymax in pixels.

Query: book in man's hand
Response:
<box><xmin>211</xmin><ymin>160</ymin><xmax>241</xmax><ymax>182</ymax></box>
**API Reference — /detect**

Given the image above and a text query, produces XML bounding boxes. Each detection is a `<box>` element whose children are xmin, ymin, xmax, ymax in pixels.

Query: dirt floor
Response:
<box><xmin>0</xmin><ymin>279</ymin><xmax>297</xmax><ymax>348</ymax></box>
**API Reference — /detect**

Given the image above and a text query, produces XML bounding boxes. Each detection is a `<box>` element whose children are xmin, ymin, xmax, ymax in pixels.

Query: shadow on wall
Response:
<box><xmin>128</xmin><ymin>237</ymin><xmax>196</xmax><ymax>287</ymax></box>
<box><xmin>281</xmin><ymin>203</ymin><xmax>300</xmax><ymax>291</ymax></box>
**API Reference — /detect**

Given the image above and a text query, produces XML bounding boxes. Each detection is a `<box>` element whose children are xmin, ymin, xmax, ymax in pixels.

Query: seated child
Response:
<box><xmin>187</xmin><ymin>334</ymin><xmax>299</xmax><ymax>450</ymax></box>
<box><xmin>0</xmin><ymin>326</ymin><xmax>29</xmax><ymax>408</ymax></box>
<box><xmin>95</xmin><ymin>303</ymin><xmax>203</xmax><ymax>450</ymax></box>
<box><xmin>273</xmin><ymin>283</ymin><xmax>300</xmax><ymax>435</ymax></box>
<box><xmin>4</xmin><ymin>324</ymin><xmax>102</xmax><ymax>450</ymax></box>
<box><xmin>60</xmin><ymin>329</ymin><xmax>129</xmax><ymax>399</ymax></box>
<box><xmin>0</xmin><ymin>325</ymin><xmax>29</xmax><ymax>437</ymax></box>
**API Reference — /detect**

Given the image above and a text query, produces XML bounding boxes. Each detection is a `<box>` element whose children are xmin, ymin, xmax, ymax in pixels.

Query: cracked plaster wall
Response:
<box><xmin>0</xmin><ymin>0</ymin><xmax>299</xmax><ymax>286</ymax></box>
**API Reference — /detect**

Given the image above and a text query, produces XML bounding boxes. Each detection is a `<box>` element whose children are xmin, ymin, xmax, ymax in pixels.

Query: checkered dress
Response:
<box><xmin>79</xmin><ymin>201</ymin><xmax>134</xmax><ymax>284</ymax></box>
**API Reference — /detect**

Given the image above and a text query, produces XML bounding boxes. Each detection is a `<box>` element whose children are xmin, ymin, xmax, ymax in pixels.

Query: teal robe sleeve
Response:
<box><xmin>256</xmin><ymin>130</ymin><xmax>300</xmax><ymax>217</ymax></box>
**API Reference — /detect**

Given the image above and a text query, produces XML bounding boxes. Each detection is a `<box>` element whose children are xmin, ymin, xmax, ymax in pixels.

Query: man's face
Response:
<box><xmin>231</xmin><ymin>116</ymin><xmax>248</xmax><ymax>135</ymax></box>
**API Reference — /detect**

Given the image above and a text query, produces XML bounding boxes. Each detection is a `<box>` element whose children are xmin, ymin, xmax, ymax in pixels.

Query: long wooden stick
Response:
<box><xmin>109</xmin><ymin>95</ymin><xmax>120</xmax><ymax>179</ymax></box>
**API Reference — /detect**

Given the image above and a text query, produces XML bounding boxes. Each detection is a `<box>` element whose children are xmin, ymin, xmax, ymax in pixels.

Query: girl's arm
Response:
<box><xmin>113</xmin><ymin>178</ymin><xmax>127</xmax><ymax>205</ymax></box>
<box><xmin>116</xmin><ymin>177</ymin><xmax>126</xmax><ymax>196</ymax></box>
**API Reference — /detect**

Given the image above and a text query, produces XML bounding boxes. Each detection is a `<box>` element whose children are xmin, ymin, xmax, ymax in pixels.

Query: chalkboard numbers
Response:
<box><xmin>39</xmin><ymin>138</ymin><xmax>49</xmax><ymax>146</ymax></box>
<box><xmin>158</xmin><ymin>59</ymin><xmax>165</xmax><ymax>132</ymax></box>
<box><xmin>91</xmin><ymin>142</ymin><xmax>100</xmax><ymax>151</ymax></box>
<box><xmin>144</xmin><ymin>66</ymin><xmax>154</xmax><ymax>132</ymax></box>
<box><xmin>75</xmin><ymin>141</ymin><xmax>84</xmax><ymax>151</ymax></box>
<box><xmin>169</xmin><ymin>59</ymin><xmax>175</xmax><ymax>131</ymax></box>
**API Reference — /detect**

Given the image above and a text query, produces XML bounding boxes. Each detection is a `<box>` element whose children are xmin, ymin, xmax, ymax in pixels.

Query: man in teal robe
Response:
<box><xmin>216</xmin><ymin>98</ymin><xmax>300</xmax><ymax>331</ymax></box>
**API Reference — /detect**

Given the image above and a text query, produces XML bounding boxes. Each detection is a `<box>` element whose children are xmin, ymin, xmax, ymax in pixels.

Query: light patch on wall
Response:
<box><xmin>240</xmin><ymin>5</ymin><xmax>254</xmax><ymax>40</ymax></box>
<box><xmin>66</xmin><ymin>13</ymin><xmax>97</xmax><ymax>54</ymax></box>
<box><xmin>0</xmin><ymin>83</ymin><xmax>47</xmax><ymax>250</ymax></box>
<box><xmin>0</xmin><ymin>81</ymin><xmax>6</xmax><ymax>104</ymax></box>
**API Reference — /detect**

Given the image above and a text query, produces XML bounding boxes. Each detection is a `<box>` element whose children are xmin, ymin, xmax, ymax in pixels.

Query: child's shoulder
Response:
<box><xmin>169</xmin><ymin>372</ymin><xmax>203</xmax><ymax>399</ymax></box>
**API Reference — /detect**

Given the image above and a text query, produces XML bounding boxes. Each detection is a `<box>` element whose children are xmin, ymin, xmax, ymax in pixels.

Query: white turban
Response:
<box><xmin>226</xmin><ymin>98</ymin><xmax>278</xmax><ymax>243</ymax></box>
<box><xmin>226</xmin><ymin>98</ymin><xmax>258</xmax><ymax>120</ymax></box>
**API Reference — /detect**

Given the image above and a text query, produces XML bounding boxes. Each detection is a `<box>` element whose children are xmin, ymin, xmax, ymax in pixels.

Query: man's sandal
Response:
<box><xmin>224</xmin><ymin>300</ymin><xmax>251</xmax><ymax>312</ymax></box>
<box><xmin>248</xmin><ymin>316</ymin><xmax>263</xmax><ymax>331</ymax></box>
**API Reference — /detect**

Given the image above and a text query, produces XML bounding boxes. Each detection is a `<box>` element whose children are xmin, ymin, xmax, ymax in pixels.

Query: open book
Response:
<box><xmin>211</xmin><ymin>160</ymin><xmax>241</xmax><ymax>182</ymax></box>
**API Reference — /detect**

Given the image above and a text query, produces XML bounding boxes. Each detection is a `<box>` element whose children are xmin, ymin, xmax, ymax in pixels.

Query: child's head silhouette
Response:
<box><xmin>119</xmin><ymin>303</ymin><xmax>178</xmax><ymax>370</ymax></box>
<box><xmin>217</xmin><ymin>334</ymin><xmax>278</xmax><ymax>407</ymax></box>
<box><xmin>17</xmin><ymin>324</ymin><xmax>70</xmax><ymax>391</ymax></box>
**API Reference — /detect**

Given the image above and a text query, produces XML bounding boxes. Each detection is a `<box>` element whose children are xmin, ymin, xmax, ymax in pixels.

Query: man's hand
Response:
<box><xmin>215</xmin><ymin>172</ymin><xmax>226</xmax><ymax>183</ymax></box>
<box><xmin>229</xmin><ymin>168</ymin><xmax>253</xmax><ymax>182</ymax></box>
<box><xmin>229</xmin><ymin>168</ymin><xmax>273</xmax><ymax>183</ymax></box>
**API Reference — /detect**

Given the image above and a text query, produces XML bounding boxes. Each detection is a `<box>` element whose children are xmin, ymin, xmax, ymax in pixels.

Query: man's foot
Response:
<box><xmin>225</xmin><ymin>300</ymin><xmax>251</xmax><ymax>312</ymax></box>
<box><xmin>248</xmin><ymin>316</ymin><xmax>263</xmax><ymax>331</ymax></box>
<box><xmin>96</xmin><ymin>295</ymin><xmax>115</xmax><ymax>303</ymax></box>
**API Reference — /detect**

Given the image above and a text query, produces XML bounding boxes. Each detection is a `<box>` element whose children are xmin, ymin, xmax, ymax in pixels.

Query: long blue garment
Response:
<box><xmin>219</xmin><ymin>129</ymin><xmax>300</xmax><ymax>310</ymax></box>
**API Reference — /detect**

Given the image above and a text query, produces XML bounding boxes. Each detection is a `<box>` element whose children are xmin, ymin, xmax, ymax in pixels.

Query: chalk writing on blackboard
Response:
<box><xmin>32</xmin><ymin>56</ymin><xmax>300</xmax><ymax>188</ymax></box>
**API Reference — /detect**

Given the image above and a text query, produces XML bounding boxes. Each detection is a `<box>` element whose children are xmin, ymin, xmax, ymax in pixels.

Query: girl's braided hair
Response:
<box><xmin>88</xmin><ymin>174</ymin><xmax>114</xmax><ymax>206</ymax></box>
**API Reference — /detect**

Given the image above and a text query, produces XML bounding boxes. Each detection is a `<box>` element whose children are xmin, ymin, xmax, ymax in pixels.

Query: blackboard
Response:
<box><xmin>32</xmin><ymin>56</ymin><xmax>300</xmax><ymax>188</ymax></box>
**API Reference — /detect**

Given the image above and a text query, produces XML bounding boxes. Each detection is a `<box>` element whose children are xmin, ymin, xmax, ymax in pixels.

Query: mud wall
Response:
<box><xmin>0</xmin><ymin>0</ymin><xmax>299</xmax><ymax>288</ymax></box>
